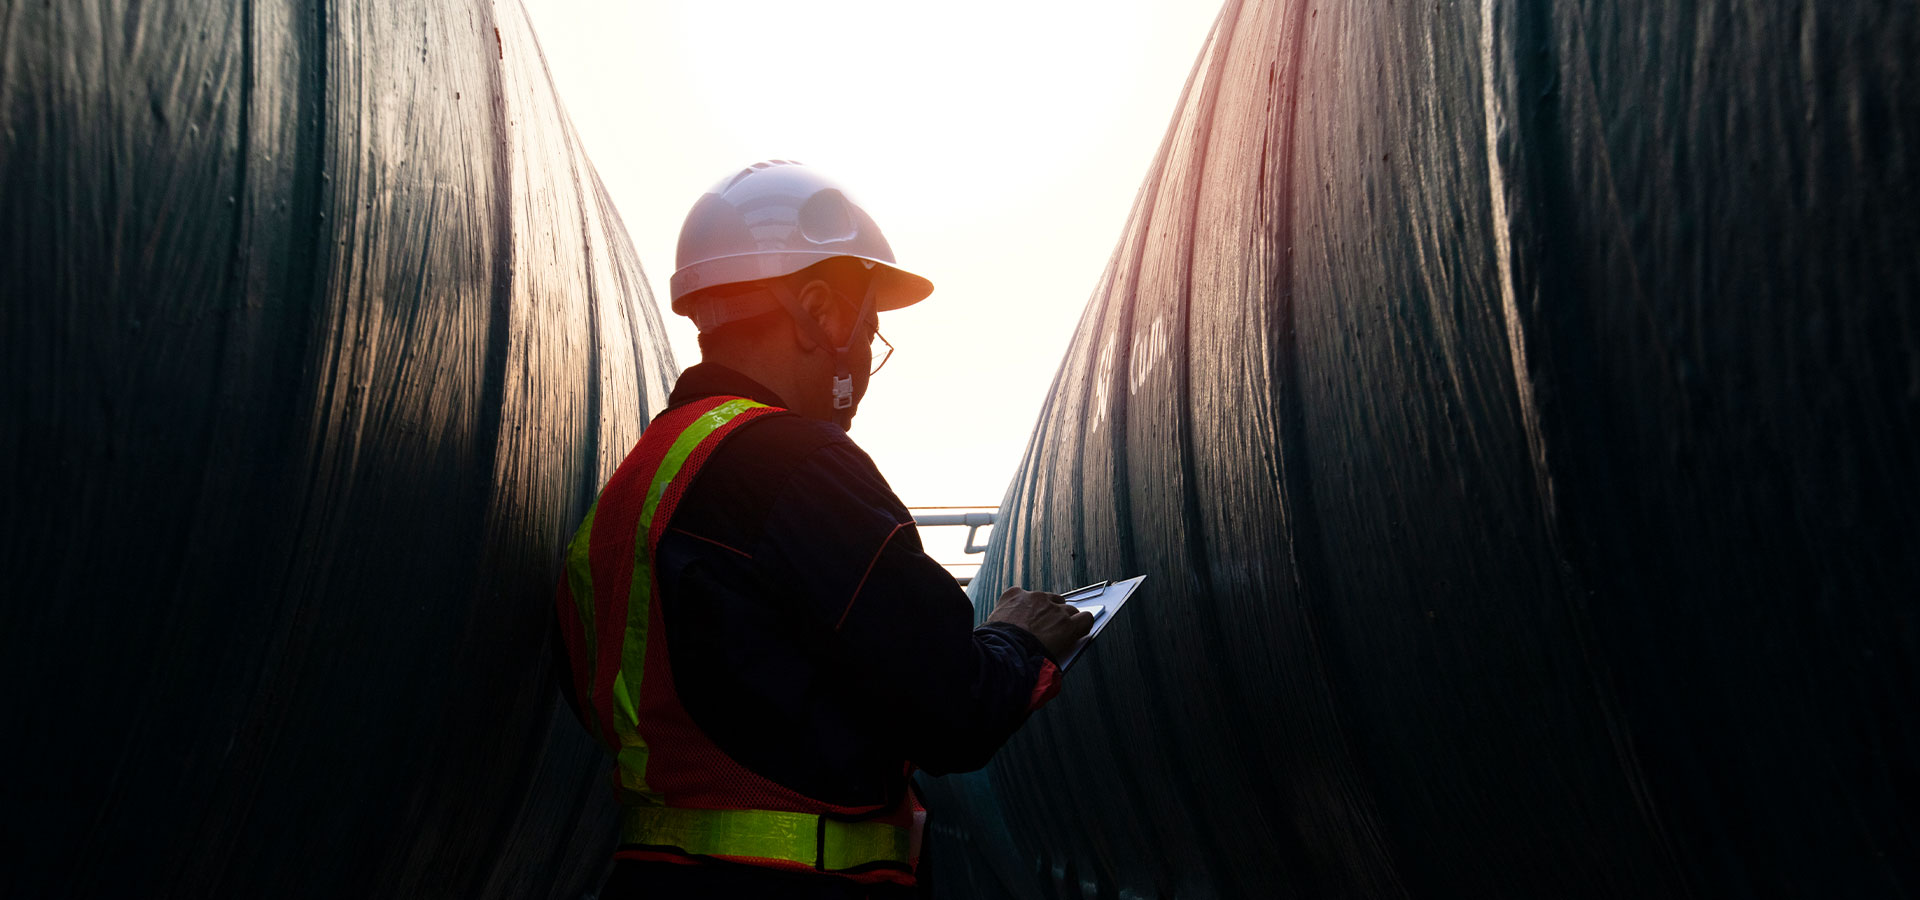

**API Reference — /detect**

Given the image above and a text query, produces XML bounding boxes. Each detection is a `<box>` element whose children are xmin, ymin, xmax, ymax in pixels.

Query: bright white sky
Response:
<box><xmin>522</xmin><ymin>1</ymin><xmax>1222</xmax><ymax>561</ymax></box>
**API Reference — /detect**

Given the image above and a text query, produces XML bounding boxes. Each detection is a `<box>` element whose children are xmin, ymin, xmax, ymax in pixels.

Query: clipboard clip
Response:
<box><xmin>1060</xmin><ymin>580</ymin><xmax>1110</xmax><ymax>601</ymax></box>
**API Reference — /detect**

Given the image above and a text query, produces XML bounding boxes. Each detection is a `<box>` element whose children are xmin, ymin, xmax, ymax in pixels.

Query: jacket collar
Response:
<box><xmin>667</xmin><ymin>362</ymin><xmax>791</xmax><ymax>411</ymax></box>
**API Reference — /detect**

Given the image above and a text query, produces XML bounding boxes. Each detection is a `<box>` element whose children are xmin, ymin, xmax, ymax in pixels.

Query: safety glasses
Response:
<box><xmin>869</xmin><ymin>329</ymin><xmax>893</xmax><ymax>376</ymax></box>
<box><xmin>841</xmin><ymin>291</ymin><xmax>891</xmax><ymax>376</ymax></box>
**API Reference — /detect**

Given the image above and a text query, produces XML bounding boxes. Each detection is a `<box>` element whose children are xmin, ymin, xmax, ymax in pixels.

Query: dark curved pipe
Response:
<box><xmin>925</xmin><ymin>1</ymin><xmax>1920</xmax><ymax>897</ymax></box>
<box><xmin>1</xmin><ymin>2</ymin><xmax>672</xmax><ymax>896</ymax></box>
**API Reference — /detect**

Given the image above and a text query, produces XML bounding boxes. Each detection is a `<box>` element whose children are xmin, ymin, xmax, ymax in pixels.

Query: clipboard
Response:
<box><xmin>1055</xmin><ymin>575</ymin><xmax>1146</xmax><ymax>671</ymax></box>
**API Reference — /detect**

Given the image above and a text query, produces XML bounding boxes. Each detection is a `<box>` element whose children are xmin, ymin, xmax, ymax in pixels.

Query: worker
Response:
<box><xmin>553</xmin><ymin>160</ymin><xmax>1093</xmax><ymax>898</ymax></box>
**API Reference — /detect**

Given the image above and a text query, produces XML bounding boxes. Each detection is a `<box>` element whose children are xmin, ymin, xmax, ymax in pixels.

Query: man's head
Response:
<box><xmin>670</xmin><ymin>161</ymin><xmax>932</xmax><ymax>430</ymax></box>
<box><xmin>690</xmin><ymin>258</ymin><xmax>886</xmax><ymax>429</ymax></box>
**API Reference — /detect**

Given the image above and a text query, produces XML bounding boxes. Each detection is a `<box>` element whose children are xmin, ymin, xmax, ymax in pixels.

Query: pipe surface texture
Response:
<box><xmin>1</xmin><ymin>1</ymin><xmax>672</xmax><ymax>895</ymax></box>
<box><xmin>924</xmin><ymin>1</ymin><xmax>1917</xmax><ymax>898</ymax></box>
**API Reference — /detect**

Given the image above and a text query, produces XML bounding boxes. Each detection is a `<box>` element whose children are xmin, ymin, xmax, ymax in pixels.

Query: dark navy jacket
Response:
<box><xmin>639</xmin><ymin>363</ymin><xmax>1053</xmax><ymax>810</ymax></box>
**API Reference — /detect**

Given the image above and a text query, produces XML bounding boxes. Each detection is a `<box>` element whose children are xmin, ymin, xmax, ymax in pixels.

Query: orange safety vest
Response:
<box><xmin>554</xmin><ymin>395</ymin><xmax>921</xmax><ymax>885</ymax></box>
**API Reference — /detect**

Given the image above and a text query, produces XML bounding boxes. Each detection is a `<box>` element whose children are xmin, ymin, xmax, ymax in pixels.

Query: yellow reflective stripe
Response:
<box><xmin>611</xmin><ymin>670</ymin><xmax>637</xmax><ymax>724</ymax></box>
<box><xmin>563</xmin><ymin>502</ymin><xmax>599</xmax><ymax>700</ymax></box>
<box><xmin>620</xmin><ymin>806</ymin><xmax>911</xmax><ymax>872</ymax></box>
<box><xmin>614</xmin><ymin>745</ymin><xmax>653</xmax><ymax>799</ymax></box>
<box><xmin>614</xmin><ymin>398</ymin><xmax>769</xmax><ymax>793</ymax></box>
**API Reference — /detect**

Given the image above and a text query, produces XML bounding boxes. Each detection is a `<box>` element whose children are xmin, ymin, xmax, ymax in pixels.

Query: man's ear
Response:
<box><xmin>792</xmin><ymin>279</ymin><xmax>838</xmax><ymax>352</ymax></box>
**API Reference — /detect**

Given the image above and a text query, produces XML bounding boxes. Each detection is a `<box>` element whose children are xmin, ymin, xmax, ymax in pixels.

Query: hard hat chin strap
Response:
<box><xmin>769</xmin><ymin>277</ymin><xmax>880</xmax><ymax>412</ymax></box>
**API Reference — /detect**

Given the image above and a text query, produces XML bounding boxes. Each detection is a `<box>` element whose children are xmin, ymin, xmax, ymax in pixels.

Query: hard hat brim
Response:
<box><xmin>670</xmin><ymin>251</ymin><xmax>933</xmax><ymax>316</ymax></box>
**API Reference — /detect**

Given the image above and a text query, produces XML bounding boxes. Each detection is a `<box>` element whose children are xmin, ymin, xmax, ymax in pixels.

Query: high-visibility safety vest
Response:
<box><xmin>554</xmin><ymin>395</ymin><xmax>921</xmax><ymax>885</ymax></box>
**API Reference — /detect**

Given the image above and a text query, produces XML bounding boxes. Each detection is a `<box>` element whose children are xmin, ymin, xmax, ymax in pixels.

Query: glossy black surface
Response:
<box><xmin>927</xmin><ymin>1</ymin><xmax>1919</xmax><ymax>897</ymax></box>
<box><xmin>2</xmin><ymin>1</ymin><xmax>672</xmax><ymax>895</ymax></box>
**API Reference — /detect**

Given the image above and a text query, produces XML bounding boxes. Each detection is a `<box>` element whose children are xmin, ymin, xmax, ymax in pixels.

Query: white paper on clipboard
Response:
<box><xmin>1056</xmin><ymin>575</ymin><xmax>1146</xmax><ymax>671</ymax></box>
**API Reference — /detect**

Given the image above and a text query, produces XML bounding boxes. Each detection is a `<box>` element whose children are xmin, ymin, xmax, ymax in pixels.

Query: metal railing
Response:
<box><xmin>909</xmin><ymin>507</ymin><xmax>996</xmax><ymax>586</ymax></box>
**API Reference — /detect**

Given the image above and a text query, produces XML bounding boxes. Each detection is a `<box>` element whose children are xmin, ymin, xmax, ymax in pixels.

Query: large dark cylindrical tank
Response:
<box><xmin>927</xmin><ymin>1</ymin><xmax>1918</xmax><ymax>898</ymax></box>
<box><xmin>1</xmin><ymin>1</ymin><xmax>670</xmax><ymax>895</ymax></box>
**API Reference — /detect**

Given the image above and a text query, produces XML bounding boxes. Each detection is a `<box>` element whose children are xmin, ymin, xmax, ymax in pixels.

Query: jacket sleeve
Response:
<box><xmin>757</xmin><ymin>442</ymin><xmax>1061</xmax><ymax>776</ymax></box>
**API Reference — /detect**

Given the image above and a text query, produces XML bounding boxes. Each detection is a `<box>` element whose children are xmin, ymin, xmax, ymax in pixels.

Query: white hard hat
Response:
<box><xmin>668</xmin><ymin>160</ymin><xmax>934</xmax><ymax>326</ymax></box>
